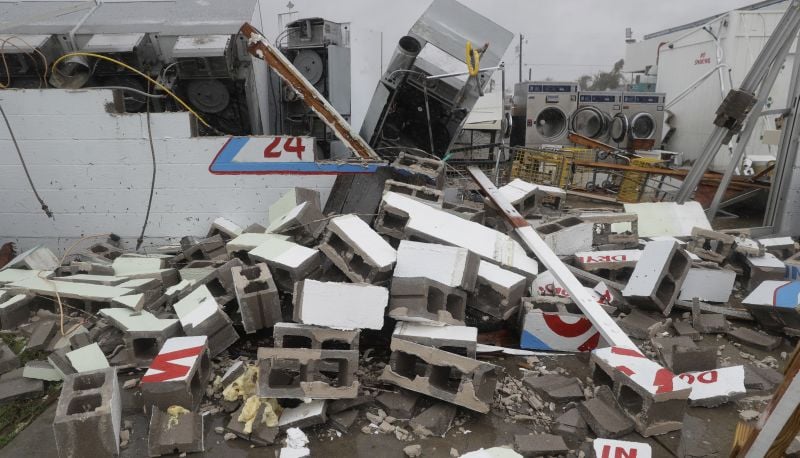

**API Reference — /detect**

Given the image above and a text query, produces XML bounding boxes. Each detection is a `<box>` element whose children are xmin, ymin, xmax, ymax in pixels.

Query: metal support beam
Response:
<box><xmin>676</xmin><ymin>1</ymin><xmax>800</xmax><ymax>203</ymax></box>
<box><xmin>467</xmin><ymin>167</ymin><xmax>637</xmax><ymax>350</ymax></box>
<box><xmin>706</xmin><ymin>29</ymin><xmax>797</xmax><ymax>219</ymax></box>
<box><xmin>240</xmin><ymin>23</ymin><xmax>381</xmax><ymax>162</ymax></box>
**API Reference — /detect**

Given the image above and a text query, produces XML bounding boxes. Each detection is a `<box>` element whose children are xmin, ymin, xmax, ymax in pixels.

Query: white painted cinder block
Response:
<box><xmin>328</xmin><ymin>214</ymin><xmax>396</xmax><ymax>268</ymax></box>
<box><xmin>66</xmin><ymin>343</ymin><xmax>110</xmax><ymax>373</ymax></box>
<box><xmin>0</xmin><ymin>90</ymin><xmax>336</xmax><ymax>250</ymax></box>
<box><xmin>622</xmin><ymin>201</ymin><xmax>711</xmax><ymax>237</ymax></box>
<box><xmin>226</xmin><ymin>233</ymin><xmax>290</xmax><ymax>255</ymax></box>
<box><xmin>622</xmin><ymin>240</ymin><xmax>676</xmax><ymax>298</ymax></box>
<box><xmin>173</xmin><ymin>285</ymin><xmax>219</xmax><ymax>329</ymax></box>
<box><xmin>381</xmin><ymin>192</ymin><xmax>538</xmax><ymax>277</ymax></box>
<box><xmin>295</xmin><ymin>280</ymin><xmax>388</xmax><ymax>330</ymax></box>
<box><xmin>679</xmin><ymin>268</ymin><xmax>736</xmax><ymax>303</ymax></box>
<box><xmin>477</xmin><ymin>260</ymin><xmax>526</xmax><ymax>291</ymax></box>
<box><xmin>393</xmin><ymin>321</ymin><xmax>478</xmax><ymax>342</ymax></box>
<box><xmin>249</xmin><ymin>238</ymin><xmax>318</xmax><ymax>269</ymax></box>
<box><xmin>394</xmin><ymin>241</ymin><xmax>476</xmax><ymax>289</ymax></box>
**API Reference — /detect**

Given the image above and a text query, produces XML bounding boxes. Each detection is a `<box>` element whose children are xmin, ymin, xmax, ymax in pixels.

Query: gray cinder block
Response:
<box><xmin>380</xmin><ymin>338</ymin><xmax>502</xmax><ymax>413</ymax></box>
<box><xmin>53</xmin><ymin>367</ymin><xmax>121</xmax><ymax>458</ymax></box>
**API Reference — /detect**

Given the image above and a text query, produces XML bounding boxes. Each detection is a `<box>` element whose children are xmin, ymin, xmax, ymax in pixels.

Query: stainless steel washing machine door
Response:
<box><xmin>571</xmin><ymin>106</ymin><xmax>609</xmax><ymax>139</ymax></box>
<box><xmin>535</xmin><ymin>107</ymin><xmax>568</xmax><ymax>140</ymax></box>
<box><xmin>610</xmin><ymin>113</ymin><xmax>629</xmax><ymax>143</ymax></box>
<box><xmin>630</xmin><ymin>112</ymin><xmax>656</xmax><ymax>139</ymax></box>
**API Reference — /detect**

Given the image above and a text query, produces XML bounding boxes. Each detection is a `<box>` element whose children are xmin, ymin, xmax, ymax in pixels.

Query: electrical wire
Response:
<box><xmin>136</xmin><ymin>81</ymin><xmax>157</xmax><ymax>251</ymax></box>
<box><xmin>37</xmin><ymin>233</ymin><xmax>110</xmax><ymax>336</ymax></box>
<box><xmin>51</xmin><ymin>52</ymin><xmax>214</xmax><ymax>130</ymax></box>
<box><xmin>0</xmin><ymin>36</ymin><xmax>49</xmax><ymax>89</ymax></box>
<box><xmin>90</xmin><ymin>85</ymin><xmax>166</xmax><ymax>99</ymax></box>
<box><xmin>0</xmin><ymin>101</ymin><xmax>52</xmax><ymax>218</ymax></box>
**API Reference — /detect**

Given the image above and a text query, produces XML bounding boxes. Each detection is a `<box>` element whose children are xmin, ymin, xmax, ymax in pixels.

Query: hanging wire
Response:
<box><xmin>0</xmin><ymin>101</ymin><xmax>53</xmax><ymax>218</ymax></box>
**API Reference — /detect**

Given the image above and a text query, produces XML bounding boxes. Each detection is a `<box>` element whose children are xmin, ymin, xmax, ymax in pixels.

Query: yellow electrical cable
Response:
<box><xmin>465</xmin><ymin>41</ymin><xmax>480</xmax><ymax>77</ymax></box>
<box><xmin>51</xmin><ymin>51</ymin><xmax>212</xmax><ymax>129</ymax></box>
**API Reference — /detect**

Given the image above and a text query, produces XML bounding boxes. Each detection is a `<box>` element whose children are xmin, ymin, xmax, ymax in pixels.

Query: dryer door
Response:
<box><xmin>630</xmin><ymin>112</ymin><xmax>656</xmax><ymax>139</ymax></box>
<box><xmin>572</xmin><ymin>106</ymin><xmax>608</xmax><ymax>139</ymax></box>
<box><xmin>610</xmin><ymin>113</ymin><xmax>628</xmax><ymax>143</ymax></box>
<box><xmin>535</xmin><ymin>107</ymin><xmax>568</xmax><ymax>140</ymax></box>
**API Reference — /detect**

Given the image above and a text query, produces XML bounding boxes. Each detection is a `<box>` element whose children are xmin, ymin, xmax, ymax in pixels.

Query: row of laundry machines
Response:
<box><xmin>510</xmin><ymin>81</ymin><xmax>666</xmax><ymax>150</ymax></box>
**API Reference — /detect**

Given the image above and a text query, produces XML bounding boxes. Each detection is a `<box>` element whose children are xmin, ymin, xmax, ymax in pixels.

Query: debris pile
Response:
<box><xmin>0</xmin><ymin>153</ymin><xmax>798</xmax><ymax>457</ymax></box>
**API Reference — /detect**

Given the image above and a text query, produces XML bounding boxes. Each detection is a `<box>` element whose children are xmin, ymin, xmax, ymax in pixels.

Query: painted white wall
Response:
<box><xmin>0</xmin><ymin>89</ymin><xmax>335</xmax><ymax>252</ymax></box>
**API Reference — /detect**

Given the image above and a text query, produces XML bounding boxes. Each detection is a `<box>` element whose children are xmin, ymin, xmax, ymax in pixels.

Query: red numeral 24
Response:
<box><xmin>264</xmin><ymin>137</ymin><xmax>306</xmax><ymax>159</ymax></box>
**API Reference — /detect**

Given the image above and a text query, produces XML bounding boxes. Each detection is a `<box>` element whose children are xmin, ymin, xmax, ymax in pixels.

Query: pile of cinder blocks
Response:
<box><xmin>4</xmin><ymin>157</ymin><xmax>790</xmax><ymax>458</ymax></box>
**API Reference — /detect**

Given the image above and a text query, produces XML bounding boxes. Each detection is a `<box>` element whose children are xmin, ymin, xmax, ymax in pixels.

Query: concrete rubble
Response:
<box><xmin>0</xmin><ymin>168</ymin><xmax>795</xmax><ymax>457</ymax></box>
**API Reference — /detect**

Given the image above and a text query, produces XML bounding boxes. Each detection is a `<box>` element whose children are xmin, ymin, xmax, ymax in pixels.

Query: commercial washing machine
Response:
<box><xmin>524</xmin><ymin>82</ymin><xmax>578</xmax><ymax>146</ymax></box>
<box><xmin>572</xmin><ymin>91</ymin><xmax>623</xmax><ymax>144</ymax></box>
<box><xmin>610</xmin><ymin>92</ymin><xmax>666</xmax><ymax>150</ymax></box>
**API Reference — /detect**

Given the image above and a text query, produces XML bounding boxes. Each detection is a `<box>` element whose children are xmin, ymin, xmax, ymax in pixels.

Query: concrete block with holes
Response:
<box><xmin>267</xmin><ymin>188</ymin><xmax>326</xmax><ymax>245</ymax></box>
<box><xmin>231</xmin><ymin>263</ymin><xmax>281</xmax><ymax>334</ymax></box>
<box><xmin>256</xmin><ymin>347</ymin><xmax>359</xmax><ymax>399</ymax></box>
<box><xmin>85</xmin><ymin>242</ymin><xmax>124</xmax><ymax>261</ymax></box>
<box><xmin>390</xmin><ymin>152</ymin><xmax>445</xmax><ymax>189</ymax></box>
<box><xmin>393</xmin><ymin>321</ymin><xmax>477</xmax><ymax>358</ymax></box>
<box><xmin>293</xmin><ymin>280</ymin><xmax>388</xmax><ymax>330</ymax></box>
<box><xmin>53</xmin><ymin>367</ymin><xmax>121</xmax><ymax>458</ymax></box>
<box><xmin>498</xmin><ymin>179</ymin><xmax>565</xmax><ymax>216</ymax></box>
<box><xmin>535</xmin><ymin>217</ymin><xmax>594</xmax><ymax>256</ymax></box>
<box><xmin>469</xmin><ymin>260</ymin><xmax>526</xmax><ymax>320</ymax></box>
<box><xmin>580</xmin><ymin>212</ymin><xmax>639</xmax><ymax>248</ymax></box>
<box><xmin>248</xmin><ymin>238</ymin><xmax>322</xmax><ymax>292</ymax></box>
<box><xmin>140</xmin><ymin>336</ymin><xmax>211</xmax><ymax>412</ymax></box>
<box><xmin>389</xmin><ymin>277</ymin><xmax>468</xmax><ymax>326</ymax></box>
<box><xmin>374</xmin><ymin>192</ymin><xmax>538</xmax><ymax>278</ymax></box>
<box><xmin>393</xmin><ymin>241</ymin><xmax>479</xmax><ymax>291</ymax></box>
<box><xmin>273</xmin><ymin>323</ymin><xmax>359</xmax><ymax>351</ymax></box>
<box><xmin>590</xmin><ymin>346</ymin><xmax>691</xmax><ymax>437</ymax></box>
<box><xmin>383</xmin><ymin>180</ymin><xmax>443</xmax><ymax>206</ymax></box>
<box><xmin>380</xmin><ymin>337</ymin><xmax>501</xmax><ymax>413</ymax></box>
<box><xmin>622</xmin><ymin>240</ymin><xmax>691</xmax><ymax>316</ymax></box>
<box><xmin>173</xmin><ymin>286</ymin><xmax>238</xmax><ymax>356</ymax></box>
<box><xmin>318</xmin><ymin>214</ymin><xmax>397</xmax><ymax>285</ymax></box>
<box><xmin>99</xmin><ymin>308</ymin><xmax>181</xmax><ymax>368</ymax></box>
<box><xmin>207</xmin><ymin>216</ymin><xmax>243</xmax><ymax>242</ymax></box>
<box><xmin>686</xmin><ymin>227</ymin><xmax>736</xmax><ymax>263</ymax></box>
<box><xmin>182</xmin><ymin>234</ymin><xmax>228</xmax><ymax>262</ymax></box>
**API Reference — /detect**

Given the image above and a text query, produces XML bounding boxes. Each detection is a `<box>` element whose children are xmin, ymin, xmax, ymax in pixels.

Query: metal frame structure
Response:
<box><xmin>675</xmin><ymin>0</ymin><xmax>800</xmax><ymax>207</ymax></box>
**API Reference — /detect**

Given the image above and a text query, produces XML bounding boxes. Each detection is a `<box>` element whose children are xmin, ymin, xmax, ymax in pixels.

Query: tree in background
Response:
<box><xmin>579</xmin><ymin>59</ymin><xmax>625</xmax><ymax>90</ymax></box>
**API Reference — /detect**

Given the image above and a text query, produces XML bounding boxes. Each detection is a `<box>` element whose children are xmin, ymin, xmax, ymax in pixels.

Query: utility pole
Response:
<box><xmin>518</xmin><ymin>34</ymin><xmax>523</xmax><ymax>83</ymax></box>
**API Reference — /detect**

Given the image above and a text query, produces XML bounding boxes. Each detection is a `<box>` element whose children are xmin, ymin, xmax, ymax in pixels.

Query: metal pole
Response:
<box><xmin>675</xmin><ymin>1</ymin><xmax>800</xmax><ymax>203</ymax></box>
<box><xmin>765</xmin><ymin>44</ymin><xmax>800</xmax><ymax>232</ymax></box>
<box><xmin>707</xmin><ymin>32</ymin><xmax>797</xmax><ymax>219</ymax></box>
<box><xmin>519</xmin><ymin>35</ymin><xmax>524</xmax><ymax>83</ymax></box>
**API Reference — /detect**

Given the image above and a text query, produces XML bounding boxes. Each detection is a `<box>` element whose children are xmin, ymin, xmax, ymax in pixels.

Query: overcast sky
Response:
<box><xmin>259</xmin><ymin>0</ymin><xmax>758</xmax><ymax>79</ymax></box>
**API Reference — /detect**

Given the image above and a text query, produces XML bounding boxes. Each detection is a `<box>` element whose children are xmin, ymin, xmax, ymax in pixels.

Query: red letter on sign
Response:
<box><xmin>601</xmin><ymin>445</ymin><xmax>611</xmax><ymax>458</ymax></box>
<box><xmin>264</xmin><ymin>137</ymin><xmax>282</xmax><ymax>158</ymax></box>
<box><xmin>283</xmin><ymin>137</ymin><xmax>305</xmax><ymax>159</ymax></box>
<box><xmin>679</xmin><ymin>373</ymin><xmax>695</xmax><ymax>384</ymax></box>
<box><xmin>698</xmin><ymin>371</ymin><xmax>718</xmax><ymax>384</ymax></box>
<box><xmin>616</xmin><ymin>447</ymin><xmax>638</xmax><ymax>458</ymax></box>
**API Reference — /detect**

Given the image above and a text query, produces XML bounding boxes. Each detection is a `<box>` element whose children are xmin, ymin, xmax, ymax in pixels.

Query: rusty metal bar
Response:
<box><xmin>240</xmin><ymin>23</ymin><xmax>381</xmax><ymax>161</ymax></box>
